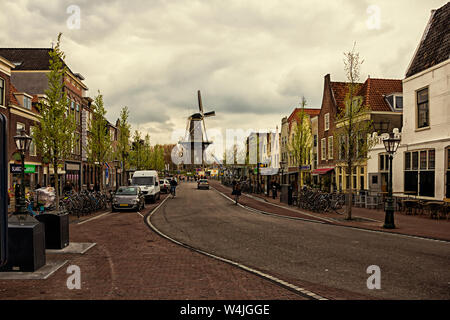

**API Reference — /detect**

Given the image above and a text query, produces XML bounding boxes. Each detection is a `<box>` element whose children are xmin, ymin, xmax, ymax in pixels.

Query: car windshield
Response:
<box><xmin>116</xmin><ymin>187</ymin><xmax>138</xmax><ymax>195</ymax></box>
<box><xmin>200</xmin><ymin>179</ymin><xmax>208</xmax><ymax>183</ymax></box>
<box><xmin>132</xmin><ymin>177</ymin><xmax>154</xmax><ymax>186</ymax></box>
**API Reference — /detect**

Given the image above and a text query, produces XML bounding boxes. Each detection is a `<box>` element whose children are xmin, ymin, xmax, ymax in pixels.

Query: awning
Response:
<box><xmin>260</xmin><ymin>167</ymin><xmax>279</xmax><ymax>176</ymax></box>
<box><xmin>312</xmin><ymin>168</ymin><xmax>334</xmax><ymax>175</ymax></box>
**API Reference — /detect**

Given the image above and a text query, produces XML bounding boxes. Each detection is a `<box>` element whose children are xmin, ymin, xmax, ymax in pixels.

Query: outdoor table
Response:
<box><xmin>423</xmin><ymin>201</ymin><xmax>445</xmax><ymax>219</ymax></box>
<box><xmin>402</xmin><ymin>199</ymin><xmax>420</xmax><ymax>215</ymax></box>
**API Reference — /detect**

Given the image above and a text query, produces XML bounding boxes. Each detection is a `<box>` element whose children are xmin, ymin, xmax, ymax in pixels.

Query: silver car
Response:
<box><xmin>111</xmin><ymin>186</ymin><xmax>145</xmax><ymax>212</ymax></box>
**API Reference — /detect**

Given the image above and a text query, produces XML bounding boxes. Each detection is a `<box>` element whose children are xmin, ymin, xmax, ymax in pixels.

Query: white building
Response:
<box><xmin>368</xmin><ymin>3</ymin><xmax>450</xmax><ymax>200</ymax></box>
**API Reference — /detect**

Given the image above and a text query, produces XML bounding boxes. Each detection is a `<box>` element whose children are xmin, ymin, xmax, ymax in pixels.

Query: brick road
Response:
<box><xmin>0</xmin><ymin>193</ymin><xmax>305</xmax><ymax>300</ymax></box>
<box><xmin>210</xmin><ymin>180</ymin><xmax>450</xmax><ymax>242</ymax></box>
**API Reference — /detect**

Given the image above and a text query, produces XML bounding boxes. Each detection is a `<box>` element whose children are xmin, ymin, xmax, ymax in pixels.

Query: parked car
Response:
<box><xmin>131</xmin><ymin>170</ymin><xmax>161</xmax><ymax>203</ymax></box>
<box><xmin>159</xmin><ymin>179</ymin><xmax>170</xmax><ymax>193</ymax></box>
<box><xmin>111</xmin><ymin>186</ymin><xmax>145</xmax><ymax>212</ymax></box>
<box><xmin>197</xmin><ymin>179</ymin><xmax>209</xmax><ymax>190</ymax></box>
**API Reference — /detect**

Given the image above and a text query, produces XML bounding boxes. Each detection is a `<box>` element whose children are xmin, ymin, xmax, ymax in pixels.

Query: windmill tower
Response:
<box><xmin>179</xmin><ymin>90</ymin><xmax>216</xmax><ymax>172</ymax></box>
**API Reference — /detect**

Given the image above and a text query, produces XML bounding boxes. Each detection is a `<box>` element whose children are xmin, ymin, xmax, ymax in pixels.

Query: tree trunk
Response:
<box><xmin>345</xmin><ymin>162</ymin><xmax>353</xmax><ymax>220</ymax></box>
<box><xmin>54</xmin><ymin>160</ymin><xmax>60</xmax><ymax>211</ymax></box>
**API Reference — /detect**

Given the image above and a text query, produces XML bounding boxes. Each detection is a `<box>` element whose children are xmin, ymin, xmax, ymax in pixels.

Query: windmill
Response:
<box><xmin>179</xmin><ymin>90</ymin><xmax>216</xmax><ymax>171</ymax></box>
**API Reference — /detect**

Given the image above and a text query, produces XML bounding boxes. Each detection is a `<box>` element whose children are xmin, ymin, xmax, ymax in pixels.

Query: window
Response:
<box><xmin>0</xmin><ymin>78</ymin><xmax>4</xmax><ymax>106</ymax></box>
<box><xmin>29</xmin><ymin>126</ymin><xmax>36</xmax><ymax>156</ymax></box>
<box><xmin>404</xmin><ymin>149</ymin><xmax>435</xmax><ymax>197</ymax></box>
<box><xmin>324</xmin><ymin>113</ymin><xmax>330</xmax><ymax>131</ymax></box>
<box><xmin>395</xmin><ymin>96</ymin><xmax>403</xmax><ymax>109</ymax></box>
<box><xmin>386</xmin><ymin>94</ymin><xmax>403</xmax><ymax>109</ymax></box>
<box><xmin>313</xmin><ymin>134</ymin><xmax>317</xmax><ymax>147</ymax></box>
<box><xmin>321</xmin><ymin>138</ymin><xmax>326</xmax><ymax>160</ymax></box>
<box><xmin>328</xmin><ymin>136</ymin><xmax>333</xmax><ymax>159</ymax></box>
<box><xmin>23</xmin><ymin>96</ymin><xmax>31</xmax><ymax>110</ymax></box>
<box><xmin>417</xmin><ymin>88</ymin><xmax>429</xmax><ymax>128</ymax></box>
<box><xmin>379</xmin><ymin>154</ymin><xmax>389</xmax><ymax>172</ymax></box>
<box><xmin>16</xmin><ymin>122</ymin><xmax>25</xmax><ymax>135</ymax></box>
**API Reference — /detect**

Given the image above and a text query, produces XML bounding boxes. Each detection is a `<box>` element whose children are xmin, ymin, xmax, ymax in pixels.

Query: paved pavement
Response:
<box><xmin>151</xmin><ymin>182</ymin><xmax>450</xmax><ymax>300</ymax></box>
<box><xmin>210</xmin><ymin>180</ymin><xmax>450</xmax><ymax>241</ymax></box>
<box><xmin>0</xmin><ymin>191</ymin><xmax>303</xmax><ymax>300</ymax></box>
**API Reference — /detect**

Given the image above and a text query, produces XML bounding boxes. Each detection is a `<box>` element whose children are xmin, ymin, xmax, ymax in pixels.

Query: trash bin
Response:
<box><xmin>35</xmin><ymin>211</ymin><xmax>69</xmax><ymax>249</ymax></box>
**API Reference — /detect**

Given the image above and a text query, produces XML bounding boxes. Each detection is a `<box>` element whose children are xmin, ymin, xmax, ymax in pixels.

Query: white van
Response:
<box><xmin>131</xmin><ymin>170</ymin><xmax>160</xmax><ymax>203</ymax></box>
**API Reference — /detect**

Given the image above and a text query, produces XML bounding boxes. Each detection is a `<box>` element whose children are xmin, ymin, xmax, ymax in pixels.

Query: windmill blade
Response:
<box><xmin>198</xmin><ymin>90</ymin><xmax>203</xmax><ymax>114</ymax></box>
<box><xmin>203</xmin><ymin>111</ymin><xmax>215</xmax><ymax>117</ymax></box>
<box><xmin>202</xmin><ymin>118</ymin><xmax>208</xmax><ymax>143</ymax></box>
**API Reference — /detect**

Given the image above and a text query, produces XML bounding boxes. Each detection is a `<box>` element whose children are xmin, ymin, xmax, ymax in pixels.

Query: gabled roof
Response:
<box><xmin>288</xmin><ymin>107</ymin><xmax>320</xmax><ymax>130</ymax></box>
<box><xmin>330</xmin><ymin>78</ymin><xmax>402</xmax><ymax>112</ymax></box>
<box><xmin>406</xmin><ymin>2</ymin><xmax>450</xmax><ymax>77</ymax></box>
<box><xmin>358</xmin><ymin>78</ymin><xmax>403</xmax><ymax>112</ymax></box>
<box><xmin>0</xmin><ymin>48</ymin><xmax>56</xmax><ymax>70</ymax></box>
<box><xmin>330</xmin><ymin>81</ymin><xmax>353</xmax><ymax>111</ymax></box>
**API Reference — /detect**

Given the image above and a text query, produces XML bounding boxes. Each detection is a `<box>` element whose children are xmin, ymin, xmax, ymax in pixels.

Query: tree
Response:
<box><xmin>130</xmin><ymin>130</ymin><xmax>144</xmax><ymax>170</ymax></box>
<box><xmin>116</xmin><ymin>106</ymin><xmax>131</xmax><ymax>185</ymax></box>
<box><xmin>33</xmin><ymin>33</ymin><xmax>76</xmax><ymax>209</ymax></box>
<box><xmin>85</xmin><ymin>91</ymin><xmax>112</xmax><ymax>191</ymax></box>
<box><xmin>288</xmin><ymin>96</ymin><xmax>312</xmax><ymax>191</ymax></box>
<box><xmin>334</xmin><ymin>43</ymin><xmax>374</xmax><ymax>220</ymax></box>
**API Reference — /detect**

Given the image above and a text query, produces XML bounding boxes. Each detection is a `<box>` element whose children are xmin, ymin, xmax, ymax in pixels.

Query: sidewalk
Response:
<box><xmin>211</xmin><ymin>180</ymin><xmax>450</xmax><ymax>242</ymax></box>
<box><xmin>0</xmin><ymin>193</ymin><xmax>304</xmax><ymax>300</ymax></box>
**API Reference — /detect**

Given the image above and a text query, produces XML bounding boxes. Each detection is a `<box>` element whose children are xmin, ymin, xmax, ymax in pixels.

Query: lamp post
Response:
<box><xmin>13</xmin><ymin>130</ymin><xmax>32</xmax><ymax>217</ymax></box>
<box><xmin>382</xmin><ymin>132</ymin><xmax>401</xmax><ymax>229</ymax></box>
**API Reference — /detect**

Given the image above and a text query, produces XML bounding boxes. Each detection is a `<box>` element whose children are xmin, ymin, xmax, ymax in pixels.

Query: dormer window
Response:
<box><xmin>385</xmin><ymin>94</ymin><xmax>403</xmax><ymax>110</ymax></box>
<box><xmin>24</xmin><ymin>96</ymin><xmax>31</xmax><ymax>110</ymax></box>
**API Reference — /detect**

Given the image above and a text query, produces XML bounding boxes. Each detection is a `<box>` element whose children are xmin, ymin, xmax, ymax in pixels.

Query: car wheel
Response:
<box><xmin>157</xmin><ymin>192</ymin><xmax>160</xmax><ymax>200</ymax></box>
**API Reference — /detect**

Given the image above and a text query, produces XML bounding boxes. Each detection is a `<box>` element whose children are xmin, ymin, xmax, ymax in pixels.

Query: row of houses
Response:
<box><xmin>0</xmin><ymin>48</ymin><xmax>123</xmax><ymax>196</ymax></box>
<box><xmin>243</xmin><ymin>2</ymin><xmax>449</xmax><ymax>201</ymax></box>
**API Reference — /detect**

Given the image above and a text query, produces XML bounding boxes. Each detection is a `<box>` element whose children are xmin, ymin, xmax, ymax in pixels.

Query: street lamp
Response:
<box><xmin>13</xmin><ymin>129</ymin><xmax>32</xmax><ymax>216</ymax></box>
<box><xmin>382</xmin><ymin>132</ymin><xmax>401</xmax><ymax>229</ymax></box>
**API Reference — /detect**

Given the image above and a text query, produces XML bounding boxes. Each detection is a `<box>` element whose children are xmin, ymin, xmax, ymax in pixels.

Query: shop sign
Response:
<box><xmin>10</xmin><ymin>164</ymin><xmax>36</xmax><ymax>173</ymax></box>
<box><xmin>299</xmin><ymin>165</ymin><xmax>311</xmax><ymax>171</ymax></box>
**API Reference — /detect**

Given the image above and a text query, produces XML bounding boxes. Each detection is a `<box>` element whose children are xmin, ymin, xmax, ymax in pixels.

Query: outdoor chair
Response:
<box><xmin>365</xmin><ymin>195</ymin><xmax>377</xmax><ymax>209</ymax></box>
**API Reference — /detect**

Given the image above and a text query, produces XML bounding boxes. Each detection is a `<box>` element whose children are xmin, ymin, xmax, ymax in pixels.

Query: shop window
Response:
<box><xmin>404</xmin><ymin>149</ymin><xmax>435</xmax><ymax>197</ymax></box>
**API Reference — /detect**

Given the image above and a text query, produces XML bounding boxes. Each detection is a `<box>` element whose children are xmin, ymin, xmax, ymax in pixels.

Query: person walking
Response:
<box><xmin>231</xmin><ymin>180</ymin><xmax>241</xmax><ymax>205</ymax></box>
<box><xmin>272</xmin><ymin>180</ymin><xmax>278</xmax><ymax>199</ymax></box>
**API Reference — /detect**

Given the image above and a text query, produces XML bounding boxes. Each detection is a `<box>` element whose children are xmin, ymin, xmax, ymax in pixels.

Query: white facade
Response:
<box><xmin>367</xmin><ymin>60</ymin><xmax>450</xmax><ymax>200</ymax></box>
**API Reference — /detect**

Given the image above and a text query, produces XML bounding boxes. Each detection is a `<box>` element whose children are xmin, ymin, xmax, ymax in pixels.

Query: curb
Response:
<box><xmin>213</xmin><ymin>184</ymin><xmax>450</xmax><ymax>244</ymax></box>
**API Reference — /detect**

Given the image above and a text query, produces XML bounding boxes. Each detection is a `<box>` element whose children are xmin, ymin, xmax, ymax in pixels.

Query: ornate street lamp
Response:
<box><xmin>382</xmin><ymin>132</ymin><xmax>401</xmax><ymax>229</ymax></box>
<box><xmin>13</xmin><ymin>129</ymin><xmax>32</xmax><ymax>216</ymax></box>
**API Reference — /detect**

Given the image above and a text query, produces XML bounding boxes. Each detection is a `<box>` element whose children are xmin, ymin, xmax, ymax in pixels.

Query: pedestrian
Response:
<box><xmin>272</xmin><ymin>180</ymin><xmax>278</xmax><ymax>199</ymax></box>
<box><xmin>231</xmin><ymin>180</ymin><xmax>241</xmax><ymax>205</ymax></box>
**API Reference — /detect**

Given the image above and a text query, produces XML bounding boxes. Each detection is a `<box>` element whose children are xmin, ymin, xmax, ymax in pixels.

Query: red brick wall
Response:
<box><xmin>318</xmin><ymin>74</ymin><xmax>337</xmax><ymax>168</ymax></box>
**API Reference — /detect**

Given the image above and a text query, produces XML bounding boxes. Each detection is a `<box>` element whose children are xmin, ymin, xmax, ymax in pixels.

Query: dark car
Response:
<box><xmin>111</xmin><ymin>186</ymin><xmax>145</xmax><ymax>212</ymax></box>
<box><xmin>197</xmin><ymin>179</ymin><xmax>209</xmax><ymax>190</ymax></box>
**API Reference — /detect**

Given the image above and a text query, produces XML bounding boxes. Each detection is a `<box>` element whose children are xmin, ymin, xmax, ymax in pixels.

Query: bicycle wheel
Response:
<box><xmin>333</xmin><ymin>199</ymin><xmax>347</xmax><ymax>215</ymax></box>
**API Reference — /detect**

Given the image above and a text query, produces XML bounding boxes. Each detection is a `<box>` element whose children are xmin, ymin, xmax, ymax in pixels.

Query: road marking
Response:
<box><xmin>77</xmin><ymin>211</ymin><xmax>114</xmax><ymax>225</ymax></box>
<box><xmin>136</xmin><ymin>211</ymin><xmax>143</xmax><ymax>218</ymax></box>
<box><xmin>145</xmin><ymin>194</ymin><xmax>328</xmax><ymax>301</ymax></box>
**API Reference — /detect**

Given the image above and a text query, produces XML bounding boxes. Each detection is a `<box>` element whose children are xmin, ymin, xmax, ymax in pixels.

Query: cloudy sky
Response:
<box><xmin>0</xmin><ymin>0</ymin><xmax>446</xmax><ymax>157</ymax></box>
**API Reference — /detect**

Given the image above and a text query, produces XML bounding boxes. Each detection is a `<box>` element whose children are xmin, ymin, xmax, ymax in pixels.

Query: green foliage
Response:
<box><xmin>85</xmin><ymin>91</ymin><xmax>112</xmax><ymax>190</ymax></box>
<box><xmin>116</xmin><ymin>106</ymin><xmax>131</xmax><ymax>179</ymax></box>
<box><xmin>33</xmin><ymin>33</ymin><xmax>76</xmax><ymax>204</ymax></box>
<box><xmin>288</xmin><ymin>96</ymin><xmax>312</xmax><ymax>168</ymax></box>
